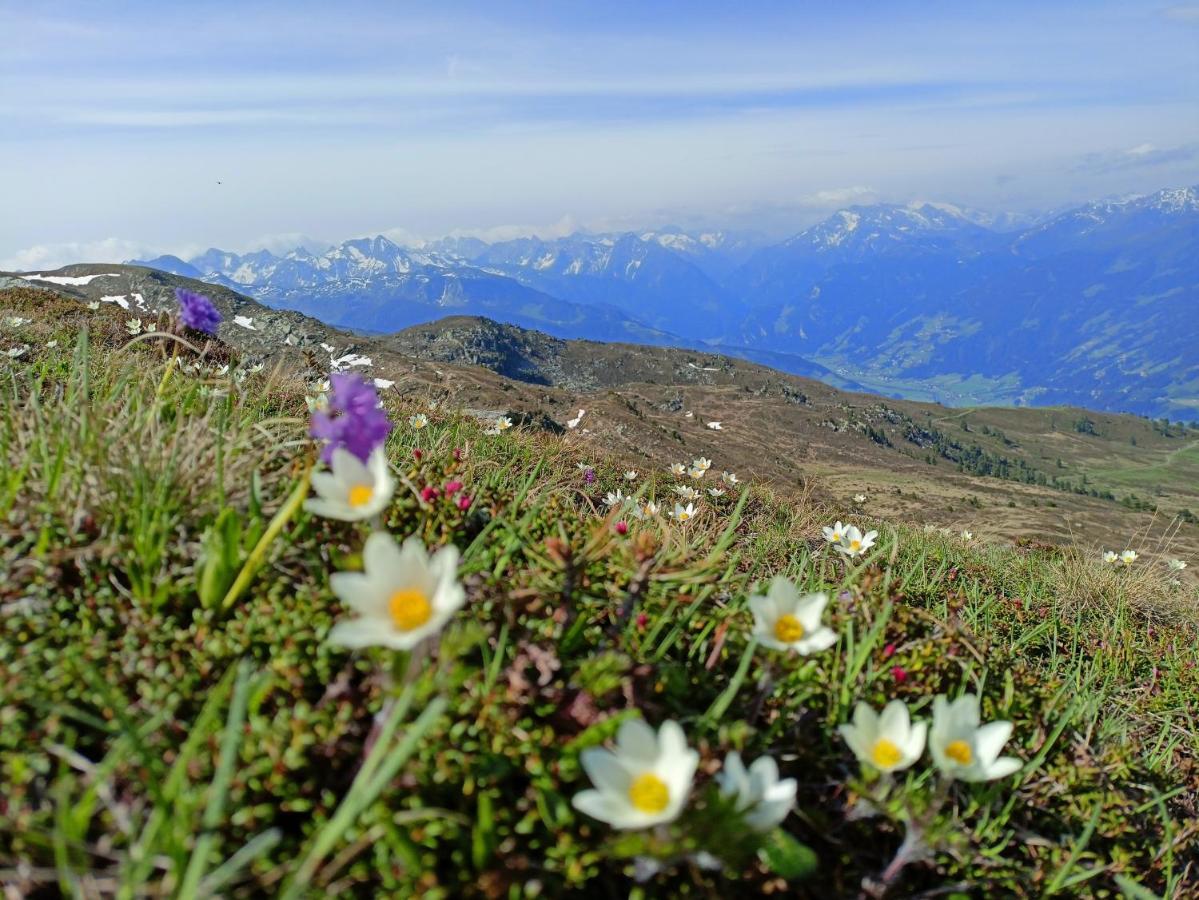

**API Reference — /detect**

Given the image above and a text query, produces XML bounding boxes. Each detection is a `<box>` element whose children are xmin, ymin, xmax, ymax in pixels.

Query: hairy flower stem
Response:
<box><xmin>871</xmin><ymin>777</ymin><xmax>953</xmax><ymax>892</ymax></box>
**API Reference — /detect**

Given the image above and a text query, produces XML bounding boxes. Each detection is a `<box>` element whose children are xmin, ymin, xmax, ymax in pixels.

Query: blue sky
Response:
<box><xmin>2</xmin><ymin>0</ymin><xmax>1197</xmax><ymax>268</ymax></box>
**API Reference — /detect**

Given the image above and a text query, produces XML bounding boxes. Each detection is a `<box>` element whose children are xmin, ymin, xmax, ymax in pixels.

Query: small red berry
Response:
<box><xmin>883</xmin><ymin>642</ymin><xmax>897</xmax><ymax>659</ymax></box>
<box><xmin>890</xmin><ymin>666</ymin><xmax>908</xmax><ymax>683</ymax></box>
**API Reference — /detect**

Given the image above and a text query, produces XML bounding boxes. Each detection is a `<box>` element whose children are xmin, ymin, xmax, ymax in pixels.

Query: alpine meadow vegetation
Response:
<box><xmin>1</xmin><ymin>287</ymin><xmax>1197</xmax><ymax>897</ymax></box>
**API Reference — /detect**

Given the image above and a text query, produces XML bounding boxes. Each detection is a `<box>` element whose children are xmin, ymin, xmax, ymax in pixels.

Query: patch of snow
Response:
<box><xmin>233</xmin><ymin>315</ymin><xmax>256</xmax><ymax>330</ymax></box>
<box><xmin>100</xmin><ymin>294</ymin><xmax>130</xmax><ymax>309</ymax></box>
<box><xmin>331</xmin><ymin>352</ymin><xmax>372</xmax><ymax>370</ymax></box>
<box><xmin>20</xmin><ymin>272</ymin><xmax>121</xmax><ymax>286</ymax></box>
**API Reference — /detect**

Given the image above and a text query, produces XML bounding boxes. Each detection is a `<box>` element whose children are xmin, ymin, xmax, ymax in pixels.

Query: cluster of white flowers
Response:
<box><xmin>822</xmin><ymin>521</ymin><xmax>879</xmax><ymax>557</ymax></box>
<box><xmin>841</xmin><ymin>695</ymin><xmax>1020</xmax><ymax>782</ymax></box>
<box><xmin>1102</xmin><ymin>549</ymin><xmax>1139</xmax><ymax>566</ymax></box>
<box><xmin>572</xmin><ymin>718</ymin><xmax>796</xmax><ymax>837</ymax></box>
<box><xmin>484</xmin><ymin>415</ymin><xmax>514</xmax><ymax>436</ymax></box>
<box><xmin>305</xmin><ymin>426</ymin><xmax>467</xmax><ymax>652</ymax></box>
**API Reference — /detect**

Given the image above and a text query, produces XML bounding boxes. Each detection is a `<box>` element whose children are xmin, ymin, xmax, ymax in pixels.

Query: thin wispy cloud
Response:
<box><xmin>1074</xmin><ymin>141</ymin><xmax>1199</xmax><ymax>174</ymax></box>
<box><xmin>1</xmin><ymin>0</ymin><xmax>1196</xmax><ymax>261</ymax></box>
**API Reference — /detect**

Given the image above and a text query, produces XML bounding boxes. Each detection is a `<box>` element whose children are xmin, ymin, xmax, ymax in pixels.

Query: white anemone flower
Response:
<box><xmin>634</xmin><ymin>500</ymin><xmax>661</xmax><ymax>519</ymax></box>
<box><xmin>577</xmin><ymin>462</ymin><xmax>593</xmax><ymax>472</ymax></box>
<box><xmin>409</xmin><ymin>413</ymin><xmax>429</xmax><ymax>430</ymax></box>
<box><xmin>929</xmin><ymin>694</ymin><xmax>1021</xmax><ymax>782</ymax></box>
<box><xmin>708</xmin><ymin>488</ymin><xmax>726</xmax><ymax>498</ymax></box>
<box><xmin>670</xmin><ymin>462</ymin><xmax>687</xmax><ymax>477</ymax></box>
<box><xmin>327</xmin><ymin>532</ymin><xmax>466</xmax><ymax>650</ymax></box>
<box><xmin>836</xmin><ymin>525</ymin><xmax>878</xmax><ymax>557</ymax></box>
<box><xmin>692</xmin><ymin>457</ymin><xmax>713</xmax><ymax>472</ymax></box>
<box><xmin>706</xmin><ymin>421</ymin><xmax>723</xmax><ymax>430</ymax></box>
<box><xmin>125</xmin><ymin>318</ymin><xmax>143</xmax><ymax>335</ymax></box>
<box><xmin>1120</xmin><ymin>549</ymin><xmax>1138</xmax><ymax>566</ymax></box>
<box><xmin>688</xmin><ymin>467</ymin><xmax>707</xmax><ymax>481</ymax></box>
<box><xmin>603</xmin><ymin>490</ymin><xmax>625</xmax><ymax>508</ymax></box>
<box><xmin>671</xmin><ymin>502</ymin><xmax>697</xmax><ymax>523</ymax></box>
<box><xmin>572</xmin><ymin>719</ymin><xmax>698</xmax><ymax>830</ymax></box>
<box><xmin>624</xmin><ymin>470</ymin><xmax>638</xmax><ymax>482</ymax></box>
<box><xmin>853</xmin><ymin>493</ymin><xmax>867</xmax><ymax>503</ymax></box>
<box><xmin>960</xmin><ymin>530</ymin><xmax>974</xmax><ymax>541</ymax></box>
<box><xmin>748</xmin><ymin>578</ymin><xmax>837</xmax><ymax>655</ymax></box>
<box><xmin>1168</xmin><ymin>558</ymin><xmax>1187</xmax><ymax>571</ymax></box>
<box><xmin>495</xmin><ymin>416</ymin><xmax>513</xmax><ymax>431</ymax></box>
<box><xmin>721</xmin><ymin>471</ymin><xmax>739</xmax><ymax>486</ymax></box>
<box><xmin>822</xmin><ymin>521</ymin><xmax>847</xmax><ymax>544</ymax></box>
<box><xmin>86</xmin><ymin>301</ymin><xmax>101</xmax><ymax>310</ymax></box>
<box><xmin>673</xmin><ymin>486</ymin><xmax>700</xmax><ymax>500</ymax></box>
<box><xmin>1102</xmin><ymin>550</ymin><xmax>1118</xmax><ymax>564</ymax></box>
<box><xmin>717</xmin><ymin>751</ymin><xmax>796</xmax><ymax>832</ymax></box>
<box><xmin>839</xmin><ymin>700</ymin><xmax>927</xmax><ymax>774</ymax></box>
<box><xmin>305</xmin><ymin>446</ymin><xmax>395</xmax><ymax>522</ymax></box>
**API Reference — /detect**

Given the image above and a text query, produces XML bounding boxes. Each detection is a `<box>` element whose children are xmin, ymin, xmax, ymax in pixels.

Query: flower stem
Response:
<box><xmin>220</xmin><ymin>464</ymin><xmax>313</xmax><ymax>613</ymax></box>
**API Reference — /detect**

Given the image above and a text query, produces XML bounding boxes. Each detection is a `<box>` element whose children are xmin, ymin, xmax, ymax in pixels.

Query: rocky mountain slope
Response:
<box><xmin>5</xmin><ymin>264</ymin><xmax>1196</xmax><ymax>567</ymax></box>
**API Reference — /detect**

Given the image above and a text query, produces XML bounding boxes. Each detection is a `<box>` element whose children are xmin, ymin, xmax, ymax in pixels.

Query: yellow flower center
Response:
<box><xmin>628</xmin><ymin>773</ymin><xmax>670</xmax><ymax>814</ymax></box>
<box><xmin>348</xmin><ymin>484</ymin><xmax>374</xmax><ymax>508</ymax></box>
<box><xmin>871</xmin><ymin>738</ymin><xmax>903</xmax><ymax>769</ymax></box>
<box><xmin>678</xmin><ymin>512</ymin><xmax>690</xmax><ymax>521</ymax></box>
<box><xmin>944</xmin><ymin>739</ymin><xmax>973</xmax><ymax>765</ymax></box>
<box><xmin>832</xmin><ymin>532</ymin><xmax>842</xmax><ymax>541</ymax></box>
<box><xmin>850</xmin><ymin>539</ymin><xmax>862</xmax><ymax>551</ymax></box>
<box><xmin>774</xmin><ymin>614</ymin><xmax>805</xmax><ymax>643</ymax></box>
<box><xmin>388</xmin><ymin>588</ymin><xmax>432</xmax><ymax>631</ymax></box>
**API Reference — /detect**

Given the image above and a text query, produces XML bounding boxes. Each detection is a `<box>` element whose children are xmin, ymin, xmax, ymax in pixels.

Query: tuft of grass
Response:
<box><xmin>1</xmin><ymin>321</ymin><xmax>1197</xmax><ymax>897</ymax></box>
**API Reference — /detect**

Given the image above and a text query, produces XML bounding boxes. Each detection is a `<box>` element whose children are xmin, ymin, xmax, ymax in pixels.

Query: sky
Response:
<box><xmin>1</xmin><ymin>0</ymin><xmax>1197</xmax><ymax>269</ymax></box>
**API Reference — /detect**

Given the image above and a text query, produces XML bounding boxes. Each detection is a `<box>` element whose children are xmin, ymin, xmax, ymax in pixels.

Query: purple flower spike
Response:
<box><xmin>176</xmin><ymin>288</ymin><xmax>223</xmax><ymax>335</ymax></box>
<box><xmin>309</xmin><ymin>372</ymin><xmax>393</xmax><ymax>463</ymax></box>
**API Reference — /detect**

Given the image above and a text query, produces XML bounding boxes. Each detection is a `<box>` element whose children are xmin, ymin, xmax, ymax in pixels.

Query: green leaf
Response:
<box><xmin>1114</xmin><ymin>876</ymin><xmax>1164</xmax><ymax>900</ymax></box>
<box><xmin>760</xmin><ymin>829</ymin><xmax>818</xmax><ymax>880</ymax></box>
<box><xmin>198</xmin><ymin>507</ymin><xmax>243</xmax><ymax>609</ymax></box>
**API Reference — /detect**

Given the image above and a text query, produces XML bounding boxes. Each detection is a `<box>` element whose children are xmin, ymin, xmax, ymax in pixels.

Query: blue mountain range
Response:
<box><xmin>134</xmin><ymin>185</ymin><xmax>1199</xmax><ymax>418</ymax></box>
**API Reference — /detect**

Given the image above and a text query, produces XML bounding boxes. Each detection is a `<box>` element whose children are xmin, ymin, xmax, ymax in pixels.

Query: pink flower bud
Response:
<box><xmin>615</xmin><ymin>521</ymin><xmax>629</xmax><ymax>535</ymax></box>
<box><xmin>444</xmin><ymin>480</ymin><xmax>463</xmax><ymax>495</ymax></box>
<box><xmin>420</xmin><ymin>486</ymin><xmax>439</xmax><ymax>503</ymax></box>
<box><xmin>890</xmin><ymin>666</ymin><xmax>908</xmax><ymax>683</ymax></box>
<box><xmin>457</xmin><ymin>494</ymin><xmax>472</xmax><ymax>511</ymax></box>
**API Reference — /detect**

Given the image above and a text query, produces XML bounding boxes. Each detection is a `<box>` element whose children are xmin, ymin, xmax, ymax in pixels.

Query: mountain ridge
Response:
<box><xmin>115</xmin><ymin>182</ymin><xmax>1199</xmax><ymax>419</ymax></box>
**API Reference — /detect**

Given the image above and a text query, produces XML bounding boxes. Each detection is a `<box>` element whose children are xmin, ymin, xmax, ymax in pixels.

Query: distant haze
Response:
<box><xmin>2</xmin><ymin>0</ymin><xmax>1198</xmax><ymax>269</ymax></box>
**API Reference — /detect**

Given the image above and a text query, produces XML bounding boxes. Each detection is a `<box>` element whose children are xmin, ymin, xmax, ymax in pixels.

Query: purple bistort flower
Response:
<box><xmin>309</xmin><ymin>372</ymin><xmax>393</xmax><ymax>463</ymax></box>
<box><xmin>176</xmin><ymin>288</ymin><xmax>223</xmax><ymax>334</ymax></box>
